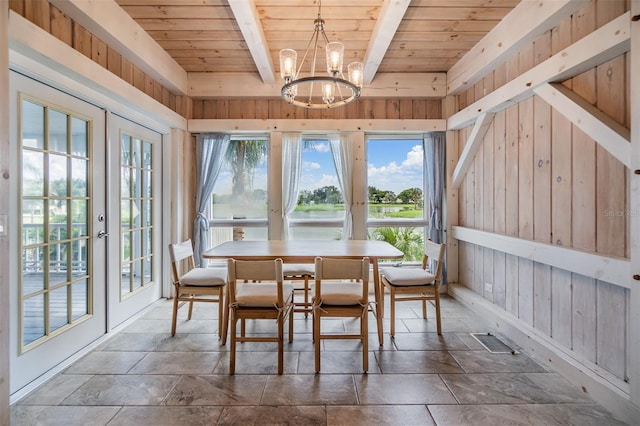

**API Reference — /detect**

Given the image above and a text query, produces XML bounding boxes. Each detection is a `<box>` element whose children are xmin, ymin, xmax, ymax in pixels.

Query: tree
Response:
<box><xmin>398</xmin><ymin>187</ymin><xmax>423</xmax><ymax>208</ymax></box>
<box><xmin>225</xmin><ymin>140</ymin><xmax>268</xmax><ymax>240</ymax></box>
<box><xmin>312</xmin><ymin>185</ymin><xmax>342</xmax><ymax>204</ymax></box>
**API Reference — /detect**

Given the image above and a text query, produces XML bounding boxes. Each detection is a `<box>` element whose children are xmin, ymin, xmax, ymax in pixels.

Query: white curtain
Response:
<box><xmin>424</xmin><ymin>131</ymin><xmax>446</xmax><ymax>282</ymax></box>
<box><xmin>328</xmin><ymin>133</ymin><xmax>354</xmax><ymax>240</ymax></box>
<box><xmin>281</xmin><ymin>132</ymin><xmax>302</xmax><ymax>240</ymax></box>
<box><xmin>193</xmin><ymin>133</ymin><xmax>230</xmax><ymax>267</ymax></box>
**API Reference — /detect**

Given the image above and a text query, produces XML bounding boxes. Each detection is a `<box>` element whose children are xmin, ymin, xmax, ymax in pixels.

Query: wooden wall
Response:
<box><xmin>191</xmin><ymin>98</ymin><xmax>442</xmax><ymax>120</ymax></box>
<box><xmin>455</xmin><ymin>0</ymin><xmax>629</xmax><ymax>384</ymax></box>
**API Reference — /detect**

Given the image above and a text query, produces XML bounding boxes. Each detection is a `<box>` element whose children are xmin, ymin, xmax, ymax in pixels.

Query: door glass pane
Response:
<box><xmin>22</xmin><ymin>151</ymin><xmax>44</xmax><ymax>196</ymax></box>
<box><xmin>120</xmin><ymin>132</ymin><xmax>155</xmax><ymax>297</ymax></box>
<box><xmin>71</xmin><ymin>117</ymin><xmax>87</xmax><ymax>156</ymax></box>
<box><xmin>48</xmin><ymin>109</ymin><xmax>68</xmax><ymax>153</ymax></box>
<box><xmin>23</xmin><ymin>295</ymin><xmax>45</xmax><ymax>345</ymax></box>
<box><xmin>71</xmin><ymin>158</ymin><xmax>87</xmax><ymax>197</ymax></box>
<box><xmin>20</xmin><ymin>97</ymin><xmax>92</xmax><ymax>350</ymax></box>
<box><xmin>72</xmin><ymin>279</ymin><xmax>88</xmax><ymax>320</ymax></box>
<box><xmin>49</xmin><ymin>286</ymin><xmax>69</xmax><ymax>333</ymax></box>
<box><xmin>22</xmin><ymin>101</ymin><xmax>44</xmax><ymax>149</ymax></box>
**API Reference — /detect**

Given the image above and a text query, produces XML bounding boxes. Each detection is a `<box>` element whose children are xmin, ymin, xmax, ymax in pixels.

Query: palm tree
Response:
<box><xmin>372</xmin><ymin>227</ymin><xmax>424</xmax><ymax>262</ymax></box>
<box><xmin>225</xmin><ymin>140</ymin><xmax>268</xmax><ymax>240</ymax></box>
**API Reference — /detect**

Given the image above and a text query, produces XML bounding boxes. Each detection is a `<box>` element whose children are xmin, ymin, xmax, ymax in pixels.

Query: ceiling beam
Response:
<box><xmin>534</xmin><ymin>83</ymin><xmax>630</xmax><ymax>168</ymax></box>
<box><xmin>447</xmin><ymin>0</ymin><xmax>590</xmax><ymax>95</ymax></box>
<box><xmin>451</xmin><ymin>112</ymin><xmax>495</xmax><ymax>189</ymax></box>
<box><xmin>188</xmin><ymin>119</ymin><xmax>446</xmax><ymax>133</ymax></box>
<box><xmin>49</xmin><ymin>0</ymin><xmax>187</xmax><ymax>95</ymax></box>
<box><xmin>228</xmin><ymin>0</ymin><xmax>276</xmax><ymax>85</ymax></box>
<box><xmin>363</xmin><ymin>0</ymin><xmax>411</xmax><ymax>85</ymax></box>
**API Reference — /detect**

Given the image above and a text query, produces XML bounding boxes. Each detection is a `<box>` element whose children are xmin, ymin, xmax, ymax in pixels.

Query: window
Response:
<box><xmin>367</xmin><ymin>137</ymin><xmax>427</xmax><ymax>263</ymax></box>
<box><xmin>208</xmin><ymin>137</ymin><xmax>269</xmax><ymax>248</ymax></box>
<box><xmin>290</xmin><ymin>137</ymin><xmax>344</xmax><ymax>240</ymax></box>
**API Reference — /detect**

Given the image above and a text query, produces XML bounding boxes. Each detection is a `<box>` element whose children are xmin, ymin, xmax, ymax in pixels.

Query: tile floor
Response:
<box><xmin>10</xmin><ymin>294</ymin><xmax>628</xmax><ymax>425</ymax></box>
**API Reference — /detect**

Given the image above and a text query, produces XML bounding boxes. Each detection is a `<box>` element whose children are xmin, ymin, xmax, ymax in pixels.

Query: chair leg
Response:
<box><xmin>187</xmin><ymin>298</ymin><xmax>194</xmax><ymax>320</ymax></box>
<box><xmin>362</xmin><ymin>307</ymin><xmax>368</xmax><ymax>373</ymax></box>
<box><xmin>229</xmin><ymin>311</ymin><xmax>237</xmax><ymax>375</ymax></box>
<box><xmin>389</xmin><ymin>289</ymin><xmax>396</xmax><ymax>338</ymax></box>
<box><xmin>217</xmin><ymin>287</ymin><xmax>223</xmax><ymax>337</ymax></box>
<box><xmin>435</xmin><ymin>294</ymin><xmax>442</xmax><ymax>335</ymax></box>
<box><xmin>303</xmin><ymin>276</ymin><xmax>310</xmax><ymax>318</ymax></box>
<box><xmin>277</xmin><ymin>314</ymin><xmax>284</xmax><ymax>375</ymax></box>
<box><xmin>288</xmin><ymin>305</ymin><xmax>294</xmax><ymax>343</ymax></box>
<box><xmin>220</xmin><ymin>287</ymin><xmax>229</xmax><ymax>345</ymax></box>
<box><xmin>314</xmin><ymin>310</ymin><xmax>321</xmax><ymax>372</ymax></box>
<box><xmin>171</xmin><ymin>294</ymin><xmax>179</xmax><ymax>336</ymax></box>
<box><xmin>422</xmin><ymin>298</ymin><xmax>427</xmax><ymax>319</ymax></box>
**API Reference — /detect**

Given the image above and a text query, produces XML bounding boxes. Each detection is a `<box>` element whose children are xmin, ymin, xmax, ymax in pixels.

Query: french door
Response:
<box><xmin>106</xmin><ymin>115</ymin><xmax>162</xmax><ymax>328</ymax></box>
<box><xmin>9</xmin><ymin>72</ymin><xmax>107</xmax><ymax>393</ymax></box>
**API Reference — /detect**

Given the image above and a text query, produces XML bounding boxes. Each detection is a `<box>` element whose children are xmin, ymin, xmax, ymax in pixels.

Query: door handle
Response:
<box><xmin>97</xmin><ymin>230</ymin><xmax>109</xmax><ymax>239</ymax></box>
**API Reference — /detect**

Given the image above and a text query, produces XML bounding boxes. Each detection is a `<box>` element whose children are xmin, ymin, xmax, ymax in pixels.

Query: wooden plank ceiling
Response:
<box><xmin>114</xmin><ymin>0</ymin><xmax>521</xmax><ymax>83</ymax></box>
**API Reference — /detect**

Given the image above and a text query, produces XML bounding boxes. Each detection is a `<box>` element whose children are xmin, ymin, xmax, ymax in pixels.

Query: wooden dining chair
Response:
<box><xmin>227</xmin><ymin>257</ymin><xmax>294</xmax><ymax>375</ymax></box>
<box><xmin>282</xmin><ymin>263</ymin><xmax>315</xmax><ymax>318</ymax></box>
<box><xmin>313</xmin><ymin>256</ymin><xmax>370</xmax><ymax>373</ymax></box>
<box><xmin>168</xmin><ymin>239</ymin><xmax>229</xmax><ymax>343</ymax></box>
<box><xmin>380</xmin><ymin>240</ymin><xmax>445</xmax><ymax>337</ymax></box>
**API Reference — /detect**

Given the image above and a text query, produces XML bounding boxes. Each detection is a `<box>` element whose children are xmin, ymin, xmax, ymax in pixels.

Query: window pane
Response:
<box><xmin>290</xmin><ymin>226</ymin><xmax>342</xmax><ymax>241</ymax></box>
<box><xmin>367</xmin><ymin>138</ymin><xmax>427</xmax><ymax>263</ymax></box>
<box><xmin>49</xmin><ymin>153</ymin><xmax>68</xmax><ymax>197</ymax></box>
<box><xmin>211</xmin><ymin>139</ymin><xmax>268</xmax><ymax>221</ymax></box>
<box><xmin>367</xmin><ymin>139</ymin><xmax>424</xmax><ymax>219</ymax></box>
<box><xmin>295</xmin><ymin>139</ymin><xmax>344</xmax><ymax>220</ymax></box>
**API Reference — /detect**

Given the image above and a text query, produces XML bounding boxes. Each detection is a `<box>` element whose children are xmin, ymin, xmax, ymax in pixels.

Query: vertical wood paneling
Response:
<box><xmin>24</xmin><ymin>0</ymin><xmax>50</xmax><ymax>32</ymax></box>
<box><xmin>551</xmin><ymin>268</ymin><xmax>573</xmax><ymax>347</ymax></box>
<box><xmin>596</xmin><ymin>280</ymin><xmax>627</xmax><ymax>378</ymax></box>
<box><xmin>517</xmin><ymin>43</ymin><xmax>535</xmax><ymax>326</ymax></box>
<box><xmin>572</xmin><ymin>274</ymin><xmax>597</xmax><ymax>362</ymax></box>
<box><xmin>50</xmin><ymin>6</ymin><xmax>71</xmax><ymax>46</ymax></box>
<box><xmin>532</xmin><ymin>30</ymin><xmax>552</xmax><ymax>334</ymax></box>
<box><xmin>493</xmin><ymin>105</ymin><xmax>507</xmax><ymax>309</ymax></box>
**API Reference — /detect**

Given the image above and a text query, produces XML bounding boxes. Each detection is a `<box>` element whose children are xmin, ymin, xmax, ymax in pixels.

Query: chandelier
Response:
<box><xmin>279</xmin><ymin>1</ymin><xmax>364</xmax><ymax>109</ymax></box>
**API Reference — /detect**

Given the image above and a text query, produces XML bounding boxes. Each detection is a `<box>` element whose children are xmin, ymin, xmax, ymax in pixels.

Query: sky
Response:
<box><xmin>213</xmin><ymin>138</ymin><xmax>424</xmax><ymax>196</ymax></box>
<box><xmin>300</xmin><ymin>139</ymin><xmax>424</xmax><ymax>194</ymax></box>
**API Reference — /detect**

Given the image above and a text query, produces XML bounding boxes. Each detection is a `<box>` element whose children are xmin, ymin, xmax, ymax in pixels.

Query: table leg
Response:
<box><xmin>372</xmin><ymin>259</ymin><xmax>384</xmax><ymax>346</ymax></box>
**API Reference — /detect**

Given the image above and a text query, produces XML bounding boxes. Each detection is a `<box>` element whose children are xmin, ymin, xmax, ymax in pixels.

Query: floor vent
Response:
<box><xmin>470</xmin><ymin>332</ymin><xmax>517</xmax><ymax>354</ymax></box>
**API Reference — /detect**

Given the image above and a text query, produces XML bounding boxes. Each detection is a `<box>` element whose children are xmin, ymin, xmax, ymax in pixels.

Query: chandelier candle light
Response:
<box><xmin>279</xmin><ymin>1</ymin><xmax>364</xmax><ymax>109</ymax></box>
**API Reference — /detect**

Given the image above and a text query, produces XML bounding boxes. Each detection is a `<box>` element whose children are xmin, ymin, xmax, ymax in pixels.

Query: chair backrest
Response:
<box><xmin>314</xmin><ymin>257</ymin><xmax>370</xmax><ymax>302</ymax></box>
<box><xmin>168</xmin><ymin>239</ymin><xmax>196</xmax><ymax>283</ymax></box>
<box><xmin>227</xmin><ymin>258</ymin><xmax>285</xmax><ymax>306</ymax></box>
<box><xmin>423</xmin><ymin>240</ymin><xmax>445</xmax><ymax>287</ymax></box>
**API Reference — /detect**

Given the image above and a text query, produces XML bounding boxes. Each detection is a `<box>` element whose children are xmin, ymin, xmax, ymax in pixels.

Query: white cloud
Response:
<box><xmin>304</xmin><ymin>161</ymin><xmax>321</xmax><ymax>169</ymax></box>
<box><xmin>312</xmin><ymin>142</ymin><xmax>331</xmax><ymax>153</ymax></box>
<box><xmin>367</xmin><ymin>144</ymin><xmax>424</xmax><ymax>193</ymax></box>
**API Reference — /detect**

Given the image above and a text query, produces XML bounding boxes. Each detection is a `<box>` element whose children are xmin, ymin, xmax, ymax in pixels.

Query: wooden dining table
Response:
<box><xmin>202</xmin><ymin>239</ymin><xmax>404</xmax><ymax>346</ymax></box>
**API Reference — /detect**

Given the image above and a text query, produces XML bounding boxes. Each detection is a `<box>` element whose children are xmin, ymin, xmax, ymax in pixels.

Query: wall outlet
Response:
<box><xmin>484</xmin><ymin>282</ymin><xmax>493</xmax><ymax>293</ymax></box>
